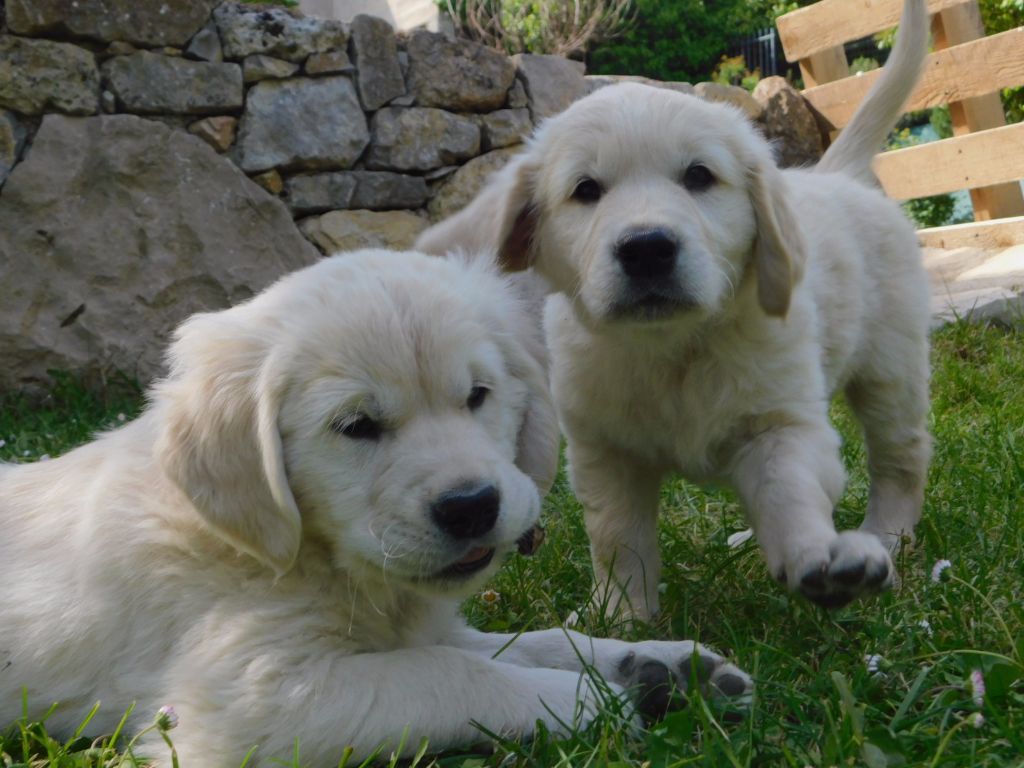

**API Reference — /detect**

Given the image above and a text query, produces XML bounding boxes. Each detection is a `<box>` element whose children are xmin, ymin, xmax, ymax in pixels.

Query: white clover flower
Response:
<box><xmin>970</xmin><ymin>712</ymin><xmax>985</xmax><ymax>729</ymax></box>
<box><xmin>39</xmin><ymin>454</ymin><xmax>50</xmax><ymax>462</ymax></box>
<box><xmin>917</xmin><ymin>619</ymin><xmax>933</xmax><ymax>637</ymax></box>
<box><xmin>865</xmin><ymin>653</ymin><xmax>884</xmax><ymax>675</ymax></box>
<box><xmin>156</xmin><ymin>705</ymin><xmax>179</xmax><ymax>731</ymax></box>
<box><xmin>657</xmin><ymin>582</ymin><xmax>668</xmax><ymax>595</ymax></box>
<box><xmin>0</xmin><ymin>439</ymin><xmax>6</xmax><ymax>448</ymax></box>
<box><xmin>117</xmin><ymin>413</ymin><xmax>127</xmax><ymax>422</ymax></box>
<box><xmin>969</xmin><ymin>668</ymin><xmax>985</xmax><ymax>708</ymax></box>
<box><xmin>930</xmin><ymin>559</ymin><xmax>952</xmax><ymax>583</ymax></box>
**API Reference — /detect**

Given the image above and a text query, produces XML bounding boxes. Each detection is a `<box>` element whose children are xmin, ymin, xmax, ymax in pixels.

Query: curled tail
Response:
<box><xmin>816</xmin><ymin>0</ymin><xmax>929</xmax><ymax>183</ymax></box>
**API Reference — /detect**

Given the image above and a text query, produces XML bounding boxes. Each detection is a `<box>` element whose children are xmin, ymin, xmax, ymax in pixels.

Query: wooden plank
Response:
<box><xmin>801</xmin><ymin>28</ymin><xmax>1024</xmax><ymax>130</ymax></box>
<box><xmin>777</xmin><ymin>0</ymin><xmax>969</xmax><ymax>62</ymax></box>
<box><xmin>932</xmin><ymin>6</ymin><xmax>1024</xmax><ymax>219</ymax></box>
<box><xmin>798</xmin><ymin>45</ymin><xmax>849</xmax><ymax>89</ymax></box>
<box><xmin>918</xmin><ymin>217</ymin><xmax>1024</xmax><ymax>249</ymax></box>
<box><xmin>874</xmin><ymin>122</ymin><xmax>1024</xmax><ymax>200</ymax></box>
<box><xmin>919</xmin><ymin>220</ymin><xmax>1024</xmax><ymax>251</ymax></box>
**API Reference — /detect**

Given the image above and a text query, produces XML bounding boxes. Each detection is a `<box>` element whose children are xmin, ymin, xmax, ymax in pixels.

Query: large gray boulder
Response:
<box><xmin>0</xmin><ymin>35</ymin><xmax>99</xmax><ymax>116</ymax></box>
<box><xmin>102</xmin><ymin>52</ymin><xmax>243</xmax><ymax>115</ymax></box>
<box><xmin>214</xmin><ymin>3</ymin><xmax>348</xmax><ymax>63</ymax></box>
<box><xmin>0</xmin><ymin>114</ymin><xmax>318</xmax><ymax>391</ymax></box>
<box><xmin>234</xmin><ymin>76</ymin><xmax>369</xmax><ymax>173</ymax></box>
<box><xmin>365</xmin><ymin>107</ymin><xmax>479</xmax><ymax>172</ymax></box>
<box><xmin>406</xmin><ymin>31</ymin><xmax>516</xmax><ymax>112</ymax></box>
<box><xmin>5</xmin><ymin>0</ymin><xmax>218</xmax><ymax>47</ymax></box>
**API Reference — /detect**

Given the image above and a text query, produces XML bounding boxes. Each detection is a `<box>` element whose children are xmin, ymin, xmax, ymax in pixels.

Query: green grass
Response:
<box><xmin>3</xmin><ymin>321</ymin><xmax>1023</xmax><ymax>767</ymax></box>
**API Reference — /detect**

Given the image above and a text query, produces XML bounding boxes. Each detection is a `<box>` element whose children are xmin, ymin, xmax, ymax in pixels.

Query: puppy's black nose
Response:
<box><xmin>431</xmin><ymin>484</ymin><xmax>500</xmax><ymax>540</ymax></box>
<box><xmin>615</xmin><ymin>228</ymin><xmax>678</xmax><ymax>280</ymax></box>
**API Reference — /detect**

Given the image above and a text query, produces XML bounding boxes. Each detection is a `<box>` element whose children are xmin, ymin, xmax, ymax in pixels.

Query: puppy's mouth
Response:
<box><xmin>440</xmin><ymin>546</ymin><xmax>496</xmax><ymax>577</ymax></box>
<box><xmin>612</xmin><ymin>292</ymin><xmax>697</xmax><ymax>322</ymax></box>
<box><xmin>436</xmin><ymin>525</ymin><xmax>544</xmax><ymax>580</ymax></box>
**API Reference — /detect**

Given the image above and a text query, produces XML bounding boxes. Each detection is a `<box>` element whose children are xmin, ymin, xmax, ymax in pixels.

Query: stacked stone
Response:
<box><xmin>0</xmin><ymin>0</ymin><xmax>824</xmax><ymax>391</ymax></box>
<box><xmin>0</xmin><ymin>1</ymin><xmax>548</xmax><ymax>254</ymax></box>
<box><xmin>0</xmin><ymin>0</ymin><xmax>822</xmax><ymax>253</ymax></box>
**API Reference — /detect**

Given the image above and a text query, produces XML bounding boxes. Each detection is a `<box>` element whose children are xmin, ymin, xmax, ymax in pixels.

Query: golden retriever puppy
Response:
<box><xmin>417</xmin><ymin>0</ymin><xmax>932</xmax><ymax>617</ymax></box>
<box><xmin>0</xmin><ymin>250</ymin><xmax>752</xmax><ymax>766</ymax></box>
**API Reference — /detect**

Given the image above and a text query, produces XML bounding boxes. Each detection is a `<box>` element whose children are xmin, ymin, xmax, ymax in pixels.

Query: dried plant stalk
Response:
<box><xmin>445</xmin><ymin>0</ymin><xmax>633</xmax><ymax>58</ymax></box>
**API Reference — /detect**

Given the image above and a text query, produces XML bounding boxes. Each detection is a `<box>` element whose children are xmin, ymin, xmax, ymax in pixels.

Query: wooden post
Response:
<box><xmin>931</xmin><ymin>5</ymin><xmax>1024</xmax><ymax>220</ymax></box>
<box><xmin>798</xmin><ymin>45</ymin><xmax>848</xmax><ymax>88</ymax></box>
<box><xmin>798</xmin><ymin>46</ymin><xmax>848</xmax><ymax>144</ymax></box>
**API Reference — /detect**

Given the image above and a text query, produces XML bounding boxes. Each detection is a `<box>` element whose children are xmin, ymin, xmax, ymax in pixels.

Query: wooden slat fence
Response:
<box><xmin>775</xmin><ymin>0</ymin><xmax>1024</xmax><ymax>247</ymax></box>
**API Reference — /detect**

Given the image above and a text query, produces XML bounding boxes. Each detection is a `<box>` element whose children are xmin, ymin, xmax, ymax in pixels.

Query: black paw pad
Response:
<box><xmin>635</xmin><ymin>660</ymin><xmax>683</xmax><ymax>723</ymax></box>
<box><xmin>831</xmin><ymin>561</ymin><xmax>866</xmax><ymax>586</ymax></box>
<box><xmin>678</xmin><ymin>653</ymin><xmax>715</xmax><ymax>684</ymax></box>
<box><xmin>800</xmin><ymin>566</ymin><xmax>828</xmax><ymax>591</ymax></box>
<box><xmin>714</xmin><ymin>672</ymin><xmax>748</xmax><ymax>697</ymax></box>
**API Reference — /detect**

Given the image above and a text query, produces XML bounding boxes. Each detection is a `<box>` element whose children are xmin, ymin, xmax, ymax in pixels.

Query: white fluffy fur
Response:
<box><xmin>0</xmin><ymin>250</ymin><xmax>750</xmax><ymax>766</ymax></box>
<box><xmin>416</xmin><ymin>0</ymin><xmax>932</xmax><ymax>618</ymax></box>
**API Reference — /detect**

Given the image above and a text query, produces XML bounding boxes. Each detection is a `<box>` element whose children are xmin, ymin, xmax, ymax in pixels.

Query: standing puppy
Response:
<box><xmin>417</xmin><ymin>0</ymin><xmax>932</xmax><ymax>617</ymax></box>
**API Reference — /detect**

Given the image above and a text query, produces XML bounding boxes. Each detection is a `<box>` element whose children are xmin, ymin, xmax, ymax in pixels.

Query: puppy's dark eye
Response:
<box><xmin>571</xmin><ymin>177</ymin><xmax>602</xmax><ymax>203</ymax></box>
<box><xmin>467</xmin><ymin>385</ymin><xmax>489</xmax><ymax>411</ymax></box>
<box><xmin>331</xmin><ymin>415</ymin><xmax>382</xmax><ymax>440</ymax></box>
<box><xmin>682</xmin><ymin>164</ymin><xmax>715</xmax><ymax>192</ymax></box>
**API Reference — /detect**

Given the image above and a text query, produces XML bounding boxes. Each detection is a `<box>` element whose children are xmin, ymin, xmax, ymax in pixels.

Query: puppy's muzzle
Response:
<box><xmin>615</xmin><ymin>227</ymin><xmax>678</xmax><ymax>282</ymax></box>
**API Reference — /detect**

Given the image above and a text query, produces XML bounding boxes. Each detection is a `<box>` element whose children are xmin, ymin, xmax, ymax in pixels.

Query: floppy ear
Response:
<box><xmin>154</xmin><ymin>311</ymin><xmax>301</xmax><ymax>576</ymax></box>
<box><xmin>747</xmin><ymin>157</ymin><xmax>807</xmax><ymax>318</ymax></box>
<box><xmin>497</xmin><ymin>308</ymin><xmax>560</xmax><ymax>496</ymax></box>
<box><xmin>415</xmin><ymin>154</ymin><xmax>540</xmax><ymax>274</ymax></box>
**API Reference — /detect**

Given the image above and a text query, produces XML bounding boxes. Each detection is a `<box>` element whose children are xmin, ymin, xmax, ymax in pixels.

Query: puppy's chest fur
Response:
<box><xmin>548</xmin><ymin>297</ymin><xmax>831</xmax><ymax>480</ymax></box>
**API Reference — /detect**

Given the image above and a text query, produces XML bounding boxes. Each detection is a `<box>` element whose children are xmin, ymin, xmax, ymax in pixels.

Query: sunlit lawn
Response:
<box><xmin>2</xmin><ymin>320</ymin><xmax>1022</xmax><ymax>766</ymax></box>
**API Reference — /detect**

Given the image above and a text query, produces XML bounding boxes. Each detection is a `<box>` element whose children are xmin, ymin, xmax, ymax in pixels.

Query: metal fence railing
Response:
<box><xmin>731</xmin><ymin>27</ymin><xmax>788</xmax><ymax>77</ymax></box>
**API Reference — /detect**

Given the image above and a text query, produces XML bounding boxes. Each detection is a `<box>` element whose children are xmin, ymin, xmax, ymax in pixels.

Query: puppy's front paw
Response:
<box><xmin>786</xmin><ymin>530</ymin><xmax>892</xmax><ymax>608</ymax></box>
<box><xmin>613</xmin><ymin>641</ymin><xmax>752</xmax><ymax>723</ymax></box>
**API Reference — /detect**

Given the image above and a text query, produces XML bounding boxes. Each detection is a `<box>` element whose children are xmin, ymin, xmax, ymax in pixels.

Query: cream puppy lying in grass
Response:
<box><xmin>418</xmin><ymin>0</ymin><xmax>932</xmax><ymax>618</ymax></box>
<box><xmin>0</xmin><ymin>250</ymin><xmax>751</xmax><ymax>767</ymax></box>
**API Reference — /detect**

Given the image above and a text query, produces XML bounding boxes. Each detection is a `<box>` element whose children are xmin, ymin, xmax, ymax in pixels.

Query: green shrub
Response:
<box><xmin>587</xmin><ymin>0</ymin><xmax>815</xmax><ymax>83</ymax></box>
<box><xmin>710</xmin><ymin>54</ymin><xmax>761</xmax><ymax>92</ymax></box>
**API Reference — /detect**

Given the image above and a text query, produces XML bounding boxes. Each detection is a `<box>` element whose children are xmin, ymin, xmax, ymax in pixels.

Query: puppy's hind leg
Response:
<box><xmin>846</xmin><ymin>362</ymin><xmax>932</xmax><ymax>552</ymax></box>
<box><xmin>568</xmin><ymin>441</ymin><xmax>665</xmax><ymax>623</ymax></box>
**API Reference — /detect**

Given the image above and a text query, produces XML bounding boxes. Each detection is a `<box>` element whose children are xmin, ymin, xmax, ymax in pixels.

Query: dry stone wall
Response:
<box><xmin>0</xmin><ymin>0</ymin><xmax>822</xmax><ymax>391</ymax></box>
